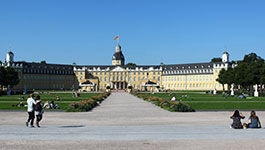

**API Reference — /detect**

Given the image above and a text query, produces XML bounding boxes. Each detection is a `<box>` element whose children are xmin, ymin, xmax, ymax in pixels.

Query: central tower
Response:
<box><xmin>112</xmin><ymin>44</ymin><xmax>125</xmax><ymax>66</ymax></box>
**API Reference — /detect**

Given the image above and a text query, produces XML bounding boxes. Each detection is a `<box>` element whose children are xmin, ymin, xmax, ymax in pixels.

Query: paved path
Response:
<box><xmin>1</xmin><ymin>92</ymin><xmax>265</xmax><ymax>150</ymax></box>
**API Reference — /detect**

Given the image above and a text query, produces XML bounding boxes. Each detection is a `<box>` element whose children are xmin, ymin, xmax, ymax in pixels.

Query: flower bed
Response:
<box><xmin>133</xmin><ymin>92</ymin><xmax>195</xmax><ymax>112</ymax></box>
<box><xmin>67</xmin><ymin>92</ymin><xmax>111</xmax><ymax>112</ymax></box>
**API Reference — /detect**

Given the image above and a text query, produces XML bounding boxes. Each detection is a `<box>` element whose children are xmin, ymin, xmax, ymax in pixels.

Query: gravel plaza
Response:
<box><xmin>1</xmin><ymin>92</ymin><xmax>265</xmax><ymax>150</ymax></box>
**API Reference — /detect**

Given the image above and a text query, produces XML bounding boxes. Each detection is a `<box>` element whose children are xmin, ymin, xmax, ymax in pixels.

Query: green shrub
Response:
<box><xmin>134</xmin><ymin>93</ymin><xmax>195</xmax><ymax>112</ymax></box>
<box><xmin>172</xmin><ymin>102</ymin><xmax>195</xmax><ymax>112</ymax></box>
<box><xmin>161</xmin><ymin>101</ymin><xmax>170</xmax><ymax>108</ymax></box>
<box><xmin>67</xmin><ymin>92</ymin><xmax>110</xmax><ymax>112</ymax></box>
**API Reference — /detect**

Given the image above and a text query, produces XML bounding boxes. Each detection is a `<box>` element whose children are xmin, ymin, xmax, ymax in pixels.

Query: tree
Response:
<box><xmin>225</xmin><ymin>67</ymin><xmax>235</xmax><ymax>89</ymax></box>
<box><xmin>243</xmin><ymin>53</ymin><xmax>263</xmax><ymax>63</ymax></box>
<box><xmin>0</xmin><ymin>67</ymin><xmax>6</xmax><ymax>89</ymax></box>
<box><xmin>261</xmin><ymin>63</ymin><xmax>265</xmax><ymax>85</ymax></box>
<box><xmin>211</xmin><ymin>57</ymin><xmax>222</xmax><ymax>63</ymax></box>
<box><xmin>0</xmin><ymin>67</ymin><xmax>20</xmax><ymax>92</ymax></box>
<box><xmin>126</xmin><ymin>63</ymin><xmax>136</xmax><ymax>66</ymax></box>
<box><xmin>4</xmin><ymin>67</ymin><xmax>20</xmax><ymax>88</ymax></box>
<box><xmin>217</xmin><ymin>69</ymin><xmax>226</xmax><ymax>91</ymax></box>
<box><xmin>233</xmin><ymin>53</ymin><xmax>264</xmax><ymax>93</ymax></box>
<box><xmin>217</xmin><ymin>67</ymin><xmax>236</xmax><ymax>92</ymax></box>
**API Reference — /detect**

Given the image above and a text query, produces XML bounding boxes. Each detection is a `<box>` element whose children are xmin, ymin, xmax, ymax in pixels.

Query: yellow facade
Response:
<box><xmin>74</xmin><ymin>66</ymin><xmax>162</xmax><ymax>92</ymax></box>
<box><xmin>4</xmin><ymin>47</ymin><xmax>230</xmax><ymax>93</ymax></box>
<box><xmin>162</xmin><ymin>73</ymin><xmax>227</xmax><ymax>91</ymax></box>
<box><xmin>73</xmin><ymin>45</ymin><xmax>231</xmax><ymax>92</ymax></box>
<box><xmin>74</xmin><ymin>64</ymin><xmax>229</xmax><ymax>92</ymax></box>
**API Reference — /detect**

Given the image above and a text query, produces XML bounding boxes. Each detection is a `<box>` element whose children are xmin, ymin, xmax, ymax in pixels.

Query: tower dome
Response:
<box><xmin>222</xmin><ymin>51</ymin><xmax>229</xmax><ymax>63</ymax></box>
<box><xmin>115</xmin><ymin>44</ymin><xmax>121</xmax><ymax>52</ymax></box>
<box><xmin>6</xmin><ymin>49</ymin><xmax>14</xmax><ymax>64</ymax></box>
<box><xmin>112</xmin><ymin>44</ymin><xmax>125</xmax><ymax>66</ymax></box>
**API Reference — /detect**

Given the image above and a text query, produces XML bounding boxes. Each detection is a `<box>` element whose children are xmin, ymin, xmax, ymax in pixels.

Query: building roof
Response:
<box><xmin>8</xmin><ymin>50</ymin><xmax>14</xmax><ymax>55</ymax></box>
<box><xmin>223</xmin><ymin>51</ymin><xmax>229</xmax><ymax>54</ymax></box>
<box><xmin>81</xmin><ymin>80</ymin><xmax>93</xmax><ymax>85</ymax></box>
<box><xmin>75</xmin><ymin>65</ymin><xmax>162</xmax><ymax>70</ymax></box>
<box><xmin>163</xmin><ymin>62</ymin><xmax>214</xmax><ymax>70</ymax></box>
<box><xmin>112</xmin><ymin>51</ymin><xmax>125</xmax><ymax>60</ymax></box>
<box><xmin>146</xmin><ymin>80</ymin><xmax>157</xmax><ymax>85</ymax></box>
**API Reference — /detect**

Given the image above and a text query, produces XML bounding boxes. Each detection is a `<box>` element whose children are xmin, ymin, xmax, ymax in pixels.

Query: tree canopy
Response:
<box><xmin>126</xmin><ymin>63</ymin><xmax>136</xmax><ymax>66</ymax></box>
<box><xmin>0</xmin><ymin>67</ymin><xmax>20</xmax><ymax>89</ymax></box>
<box><xmin>217</xmin><ymin>53</ymin><xmax>265</xmax><ymax>92</ymax></box>
<box><xmin>211</xmin><ymin>57</ymin><xmax>222</xmax><ymax>63</ymax></box>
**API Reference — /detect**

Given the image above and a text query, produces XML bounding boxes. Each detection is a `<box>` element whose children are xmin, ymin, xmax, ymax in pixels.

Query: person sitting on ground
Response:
<box><xmin>56</xmin><ymin>96</ymin><xmax>61</xmax><ymax>101</ymax></box>
<box><xmin>18</xmin><ymin>101</ymin><xmax>25</xmax><ymax>107</ymax></box>
<box><xmin>230</xmin><ymin>110</ymin><xmax>245</xmax><ymax>129</ymax></box>
<box><xmin>43</xmin><ymin>101</ymin><xmax>51</xmax><ymax>109</ymax></box>
<box><xmin>50</xmin><ymin>101</ymin><xmax>55</xmax><ymax>109</ymax></box>
<box><xmin>171</xmin><ymin>96</ymin><xmax>176</xmax><ymax>101</ymax></box>
<box><xmin>247</xmin><ymin>111</ymin><xmax>261</xmax><ymax>128</ymax></box>
<box><xmin>12</xmin><ymin>101</ymin><xmax>25</xmax><ymax>107</ymax></box>
<box><xmin>50</xmin><ymin>101</ymin><xmax>61</xmax><ymax>109</ymax></box>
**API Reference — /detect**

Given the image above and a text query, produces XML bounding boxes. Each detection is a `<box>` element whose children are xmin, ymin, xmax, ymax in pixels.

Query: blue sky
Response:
<box><xmin>0</xmin><ymin>0</ymin><xmax>264</xmax><ymax>65</ymax></box>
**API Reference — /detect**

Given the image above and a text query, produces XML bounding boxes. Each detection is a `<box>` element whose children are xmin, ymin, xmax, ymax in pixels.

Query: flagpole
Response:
<box><xmin>118</xmin><ymin>34</ymin><xmax>120</xmax><ymax>45</ymax></box>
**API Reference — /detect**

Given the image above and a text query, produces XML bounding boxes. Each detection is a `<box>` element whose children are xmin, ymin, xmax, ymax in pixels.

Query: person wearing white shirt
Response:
<box><xmin>171</xmin><ymin>96</ymin><xmax>176</xmax><ymax>101</ymax></box>
<box><xmin>26</xmin><ymin>94</ymin><xmax>39</xmax><ymax>127</ymax></box>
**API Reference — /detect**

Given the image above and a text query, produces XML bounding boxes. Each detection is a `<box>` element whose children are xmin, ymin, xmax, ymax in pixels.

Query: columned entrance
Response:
<box><xmin>112</xmin><ymin>81</ymin><xmax>127</xmax><ymax>90</ymax></box>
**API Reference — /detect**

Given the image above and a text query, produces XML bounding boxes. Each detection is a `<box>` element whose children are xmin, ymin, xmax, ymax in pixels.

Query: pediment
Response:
<box><xmin>111</xmin><ymin>66</ymin><xmax>125</xmax><ymax>72</ymax></box>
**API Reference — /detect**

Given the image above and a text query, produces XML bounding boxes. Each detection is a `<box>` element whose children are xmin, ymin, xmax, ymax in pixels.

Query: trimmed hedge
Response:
<box><xmin>67</xmin><ymin>92</ymin><xmax>111</xmax><ymax>112</ymax></box>
<box><xmin>133</xmin><ymin>92</ymin><xmax>195</xmax><ymax>112</ymax></box>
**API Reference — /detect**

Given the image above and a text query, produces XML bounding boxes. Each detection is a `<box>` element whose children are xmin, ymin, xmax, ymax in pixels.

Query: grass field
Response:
<box><xmin>138</xmin><ymin>92</ymin><xmax>265</xmax><ymax>110</ymax></box>
<box><xmin>0</xmin><ymin>93</ymin><xmax>101</xmax><ymax>110</ymax></box>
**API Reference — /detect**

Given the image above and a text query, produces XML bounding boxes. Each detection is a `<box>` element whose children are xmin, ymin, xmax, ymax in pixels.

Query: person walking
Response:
<box><xmin>35</xmin><ymin>95</ymin><xmax>44</xmax><ymax>127</ymax></box>
<box><xmin>26</xmin><ymin>94</ymin><xmax>39</xmax><ymax>128</ymax></box>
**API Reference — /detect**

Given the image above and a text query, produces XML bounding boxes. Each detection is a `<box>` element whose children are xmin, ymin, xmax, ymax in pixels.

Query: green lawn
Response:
<box><xmin>142</xmin><ymin>93</ymin><xmax>265</xmax><ymax>102</ymax></box>
<box><xmin>0</xmin><ymin>93</ymin><xmax>100</xmax><ymax>101</ymax></box>
<box><xmin>0</xmin><ymin>93</ymin><xmax>101</xmax><ymax>110</ymax></box>
<box><xmin>0</xmin><ymin>102</ymin><xmax>70</xmax><ymax>110</ymax></box>
<box><xmin>186</xmin><ymin>102</ymin><xmax>265</xmax><ymax>110</ymax></box>
<box><xmin>138</xmin><ymin>92</ymin><xmax>265</xmax><ymax>110</ymax></box>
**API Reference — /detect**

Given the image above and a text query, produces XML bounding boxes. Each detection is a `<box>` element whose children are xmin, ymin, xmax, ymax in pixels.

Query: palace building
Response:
<box><xmin>2</xmin><ymin>44</ymin><xmax>230</xmax><ymax>93</ymax></box>
<box><xmin>75</xmin><ymin>44</ymin><xmax>230</xmax><ymax>92</ymax></box>
<box><xmin>1</xmin><ymin>50</ymin><xmax>79</xmax><ymax>93</ymax></box>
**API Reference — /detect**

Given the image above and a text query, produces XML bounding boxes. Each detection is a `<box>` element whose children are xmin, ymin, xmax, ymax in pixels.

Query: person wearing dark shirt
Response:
<box><xmin>247</xmin><ymin>111</ymin><xmax>261</xmax><ymax>128</ymax></box>
<box><xmin>230</xmin><ymin>110</ymin><xmax>245</xmax><ymax>129</ymax></box>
